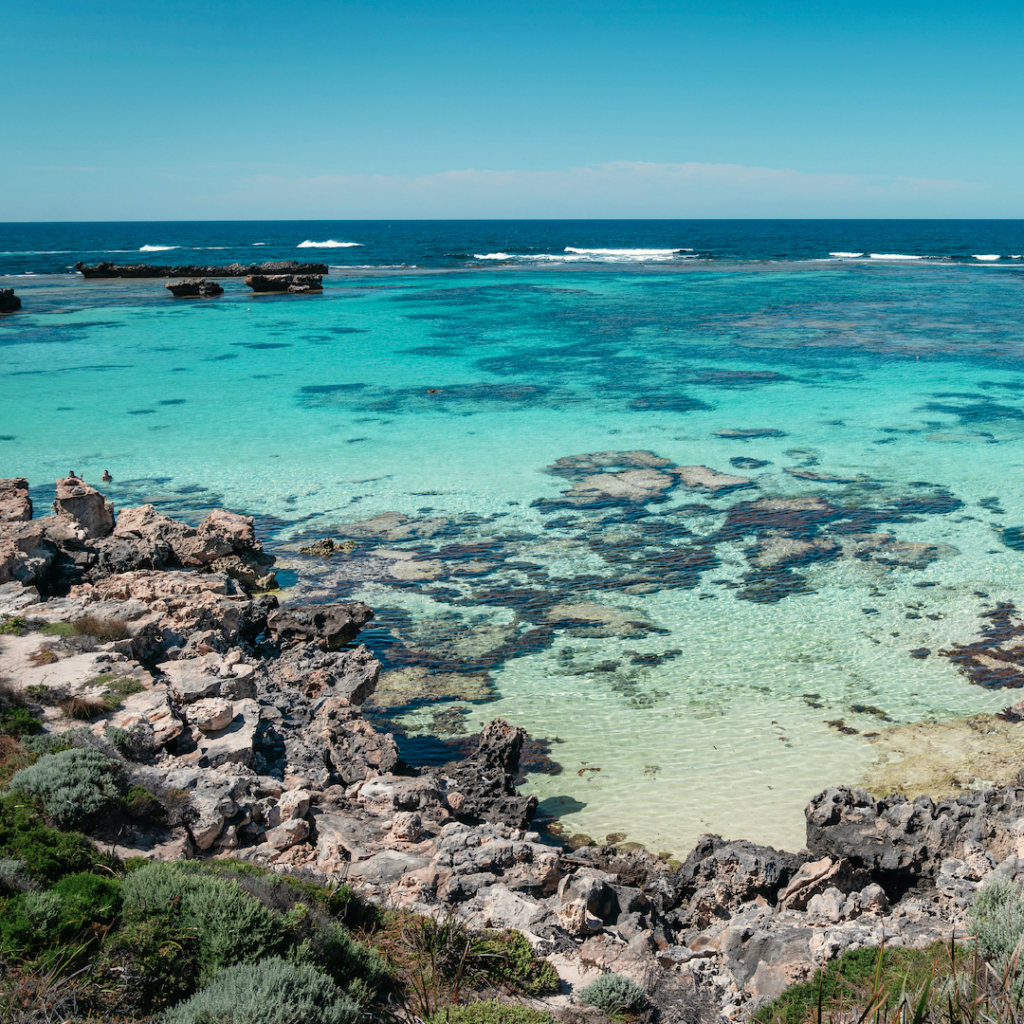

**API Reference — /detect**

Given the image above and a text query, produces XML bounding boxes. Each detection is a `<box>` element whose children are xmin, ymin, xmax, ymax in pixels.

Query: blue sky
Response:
<box><xmin>3</xmin><ymin>0</ymin><xmax>1022</xmax><ymax>219</ymax></box>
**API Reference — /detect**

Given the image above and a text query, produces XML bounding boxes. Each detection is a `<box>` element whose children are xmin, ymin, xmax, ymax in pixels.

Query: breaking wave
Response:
<box><xmin>139</xmin><ymin>245</ymin><xmax>179</xmax><ymax>252</ymax></box>
<box><xmin>297</xmin><ymin>240</ymin><xmax>362</xmax><ymax>248</ymax></box>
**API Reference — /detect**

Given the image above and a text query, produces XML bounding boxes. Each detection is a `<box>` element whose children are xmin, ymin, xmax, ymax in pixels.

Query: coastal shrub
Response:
<box><xmin>0</xmin><ymin>614</ymin><xmax>27</xmax><ymax>635</ymax></box>
<box><xmin>469</xmin><ymin>930</ymin><xmax>560</xmax><ymax>996</ymax></box>
<box><xmin>970</xmin><ymin>879</ymin><xmax>1024</xmax><ymax>987</ymax></box>
<box><xmin>161</xmin><ymin>956</ymin><xmax>362</xmax><ymax>1024</ymax></box>
<box><xmin>122</xmin><ymin>862</ymin><xmax>291</xmax><ymax>983</ymax></box>
<box><xmin>7</xmin><ymin>746</ymin><xmax>124</xmax><ymax>826</ymax></box>
<box><xmin>0</xmin><ymin>871</ymin><xmax>120</xmax><ymax>954</ymax></box>
<box><xmin>28</xmin><ymin>647</ymin><xmax>58</xmax><ymax>666</ymax></box>
<box><xmin>0</xmin><ymin>793</ymin><xmax>99</xmax><ymax>884</ymax></box>
<box><xmin>0</xmin><ymin>705</ymin><xmax>42</xmax><ymax>738</ymax></box>
<box><xmin>60</xmin><ymin>693</ymin><xmax>111</xmax><ymax>720</ymax></box>
<box><xmin>426</xmin><ymin>1002</ymin><xmax>553</xmax><ymax>1024</ymax></box>
<box><xmin>291</xmin><ymin>915</ymin><xmax>390</xmax><ymax>1000</ymax></box>
<box><xmin>578</xmin><ymin>972</ymin><xmax>648</xmax><ymax>1015</ymax></box>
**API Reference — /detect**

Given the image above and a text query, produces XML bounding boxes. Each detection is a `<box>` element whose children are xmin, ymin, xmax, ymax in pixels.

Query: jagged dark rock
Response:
<box><xmin>266</xmin><ymin>602</ymin><xmax>373</xmax><ymax>650</ymax></box>
<box><xmin>74</xmin><ymin>260</ymin><xmax>328</xmax><ymax>278</ymax></box>
<box><xmin>430</xmin><ymin>718</ymin><xmax>539</xmax><ymax>830</ymax></box>
<box><xmin>165</xmin><ymin>278</ymin><xmax>224</xmax><ymax>297</ymax></box>
<box><xmin>0</xmin><ymin>288</ymin><xmax>21</xmax><ymax>313</ymax></box>
<box><xmin>244</xmin><ymin>274</ymin><xmax>323</xmax><ymax>293</ymax></box>
<box><xmin>806</xmin><ymin>784</ymin><xmax>1024</xmax><ymax>887</ymax></box>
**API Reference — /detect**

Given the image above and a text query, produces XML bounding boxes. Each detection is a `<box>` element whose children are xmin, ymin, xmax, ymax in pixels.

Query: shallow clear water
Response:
<box><xmin>4</xmin><ymin>255</ymin><xmax>1024</xmax><ymax>855</ymax></box>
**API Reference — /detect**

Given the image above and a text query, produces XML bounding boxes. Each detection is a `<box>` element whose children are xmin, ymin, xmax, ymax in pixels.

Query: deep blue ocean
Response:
<box><xmin>3</xmin><ymin>220</ymin><xmax>1024</xmax><ymax>854</ymax></box>
<box><xmin>1</xmin><ymin>219</ymin><xmax>1023</xmax><ymax>275</ymax></box>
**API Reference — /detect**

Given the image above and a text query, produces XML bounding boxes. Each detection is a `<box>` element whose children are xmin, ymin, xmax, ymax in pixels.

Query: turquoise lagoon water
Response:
<box><xmin>3</xmin><ymin>260</ymin><xmax>1024</xmax><ymax>855</ymax></box>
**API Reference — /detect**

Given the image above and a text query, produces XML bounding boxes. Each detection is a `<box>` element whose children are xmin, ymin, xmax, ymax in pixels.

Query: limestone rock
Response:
<box><xmin>165</xmin><ymin>279</ymin><xmax>224</xmax><ymax>297</ymax></box>
<box><xmin>0</xmin><ymin>478</ymin><xmax>32</xmax><ymax>522</ymax></box>
<box><xmin>0</xmin><ymin>520</ymin><xmax>56</xmax><ymax>586</ymax></box>
<box><xmin>186</xmin><ymin>699</ymin><xmax>260</xmax><ymax>768</ymax></box>
<box><xmin>427</xmin><ymin>718</ymin><xmax>538</xmax><ymax>830</ymax></box>
<box><xmin>264</xmin><ymin>817</ymin><xmax>310</xmax><ymax>851</ymax></box>
<box><xmin>53</xmin><ymin>476</ymin><xmax>114</xmax><ymax>539</ymax></box>
<box><xmin>245</xmin><ymin>274</ymin><xmax>323</xmax><ymax>293</ymax></box>
<box><xmin>267</xmin><ymin>602</ymin><xmax>374</xmax><ymax>650</ymax></box>
<box><xmin>188</xmin><ymin>697</ymin><xmax>235</xmax><ymax>733</ymax></box>
<box><xmin>0</xmin><ymin>288</ymin><xmax>21</xmax><ymax>313</ymax></box>
<box><xmin>309</xmin><ymin>697</ymin><xmax>399</xmax><ymax>784</ymax></box>
<box><xmin>75</xmin><ymin>260</ymin><xmax>328</xmax><ymax>278</ymax></box>
<box><xmin>107</xmin><ymin>686</ymin><xmax>183</xmax><ymax>747</ymax></box>
<box><xmin>163</xmin><ymin>654</ymin><xmax>225</xmax><ymax>703</ymax></box>
<box><xmin>267</xmin><ymin>642</ymin><xmax>380</xmax><ymax>704</ymax></box>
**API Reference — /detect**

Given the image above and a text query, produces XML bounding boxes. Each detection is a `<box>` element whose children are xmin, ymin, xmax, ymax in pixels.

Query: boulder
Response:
<box><xmin>309</xmin><ymin>697</ymin><xmax>400</xmax><ymax>784</ymax></box>
<box><xmin>267</xmin><ymin>602</ymin><xmax>373</xmax><ymax>650</ymax></box>
<box><xmin>186</xmin><ymin>698</ymin><xmax>260</xmax><ymax>768</ymax></box>
<box><xmin>245</xmin><ymin>274</ymin><xmax>323</xmax><ymax>293</ymax></box>
<box><xmin>265</xmin><ymin>642</ymin><xmax>381</xmax><ymax>703</ymax></box>
<box><xmin>264</xmin><ymin>817</ymin><xmax>310</xmax><ymax>851</ymax></box>
<box><xmin>0</xmin><ymin>288</ymin><xmax>21</xmax><ymax>313</ymax></box>
<box><xmin>106</xmin><ymin>686</ymin><xmax>184</xmax><ymax>748</ymax></box>
<box><xmin>428</xmin><ymin>718</ymin><xmax>538</xmax><ymax>830</ymax></box>
<box><xmin>165</xmin><ymin>279</ymin><xmax>224</xmax><ymax>297</ymax></box>
<box><xmin>0</xmin><ymin>478</ymin><xmax>31</xmax><ymax>522</ymax></box>
<box><xmin>187</xmin><ymin>697</ymin><xmax>235</xmax><ymax>733</ymax></box>
<box><xmin>0</xmin><ymin>520</ymin><xmax>56</xmax><ymax>586</ymax></box>
<box><xmin>53</xmin><ymin>476</ymin><xmax>114</xmax><ymax>539</ymax></box>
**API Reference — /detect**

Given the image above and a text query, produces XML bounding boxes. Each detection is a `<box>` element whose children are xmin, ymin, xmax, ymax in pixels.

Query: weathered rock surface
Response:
<box><xmin>308</xmin><ymin>697</ymin><xmax>399</xmax><ymax>785</ymax></box>
<box><xmin>0</xmin><ymin>288</ymin><xmax>21</xmax><ymax>313</ymax></box>
<box><xmin>165</xmin><ymin>278</ymin><xmax>224</xmax><ymax>297</ymax></box>
<box><xmin>75</xmin><ymin>260</ymin><xmax>328</xmax><ymax>278</ymax></box>
<box><xmin>0</xmin><ymin>478</ymin><xmax>32</xmax><ymax>522</ymax></box>
<box><xmin>53</xmin><ymin>475</ymin><xmax>114</xmax><ymax>540</ymax></box>
<box><xmin>427</xmin><ymin>718</ymin><xmax>539</xmax><ymax>830</ymax></box>
<box><xmin>245</xmin><ymin>274</ymin><xmax>323</xmax><ymax>293</ymax></box>
<box><xmin>267</xmin><ymin>602</ymin><xmax>374</xmax><ymax>650</ymax></box>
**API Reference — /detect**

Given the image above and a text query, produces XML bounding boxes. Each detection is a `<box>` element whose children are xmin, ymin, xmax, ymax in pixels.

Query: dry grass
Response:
<box><xmin>28</xmin><ymin>648</ymin><xmax>59</xmax><ymax>667</ymax></box>
<box><xmin>59</xmin><ymin>694</ymin><xmax>110</xmax><ymax>721</ymax></box>
<box><xmin>71</xmin><ymin>615</ymin><xmax>130</xmax><ymax>643</ymax></box>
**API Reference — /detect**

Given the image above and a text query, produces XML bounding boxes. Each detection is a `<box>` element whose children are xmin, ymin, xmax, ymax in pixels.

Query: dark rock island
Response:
<box><xmin>74</xmin><ymin>260</ymin><xmax>329</xmax><ymax>278</ymax></box>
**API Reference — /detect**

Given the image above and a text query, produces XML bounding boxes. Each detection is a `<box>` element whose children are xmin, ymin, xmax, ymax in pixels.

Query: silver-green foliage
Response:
<box><xmin>970</xmin><ymin>879</ymin><xmax>1024</xmax><ymax>984</ymax></box>
<box><xmin>578</xmin><ymin>972</ymin><xmax>649</xmax><ymax>1015</ymax></box>
<box><xmin>161</xmin><ymin>956</ymin><xmax>362</xmax><ymax>1024</ymax></box>
<box><xmin>7</xmin><ymin>747</ymin><xmax>123</xmax><ymax>826</ymax></box>
<box><xmin>122</xmin><ymin>862</ymin><xmax>289</xmax><ymax>983</ymax></box>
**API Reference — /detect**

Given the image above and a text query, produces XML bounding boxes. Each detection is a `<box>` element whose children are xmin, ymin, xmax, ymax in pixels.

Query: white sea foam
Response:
<box><xmin>139</xmin><ymin>245</ymin><xmax>179</xmax><ymax>252</ymax></box>
<box><xmin>829</xmin><ymin>252</ymin><xmax>864</xmax><ymax>258</ymax></box>
<box><xmin>297</xmin><ymin>240</ymin><xmax>362</xmax><ymax>248</ymax></box>
<box><xmin>869</xmin><ymin>253</ymin><xmax>922</xmax><ymax>260</ymax></box>
<box><xmin>973</xmin><ymin>254</ymin><xmax>1001</xmax><ymax>261</ymax></box>
<box><xmin>253</xmin><ymin>242</ymin><xmax>266</xmax><ymax>246</ymax></box>
<box><xmin>0</xmin><ymin>250</ymin><xmax>72</xmax><ymax>255</ymax></box>
<box><xmin>564</xmin><ymin>247</ymin><xmax>692</xmax><ymax>255</ymax></box>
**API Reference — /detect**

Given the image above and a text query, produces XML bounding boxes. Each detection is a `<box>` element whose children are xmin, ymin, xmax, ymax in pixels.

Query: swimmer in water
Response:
<box><xmin>101</xmin><ymin>470</ymin><xmax>113</xmax><ymax>483</ymax></box>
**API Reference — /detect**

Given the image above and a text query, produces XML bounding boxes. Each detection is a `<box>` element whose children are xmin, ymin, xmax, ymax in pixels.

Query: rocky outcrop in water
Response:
<box><xmin>74</xmin><ymin>260</ymin><xmax>328</xmax><ymax>278</ymax></box>
<box><xmin>0</xmin><ymin>288</ymin><xmax>21</xmax><ymax>312</ymax></box>
<box><xmin>165</xmin><ymin>278</ymin><xmax>224</xmax><ymax>297</ymax></box>
<box><xmin>244</xmin><ymin>273</ymin><xmax>323</xmax><ymax>293</ymax></box>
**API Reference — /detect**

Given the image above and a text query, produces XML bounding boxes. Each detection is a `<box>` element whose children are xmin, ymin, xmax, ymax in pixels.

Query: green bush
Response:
<box><xmin>0</xmin><ymin>615</ymin><xmax>27</xmax><ymax>635</ymax></box>
<box><xmin>35</xmin><ymin>620</ymin><xmax>76</xmax><ymax>636</ymax></box>
<box><xmin>427</xmin><ymin>1002</ymin><xmax>553</xmax><ymax>1024</ymax></box>
<box><xmin>291</xmin><ymin>914</ymin><xmax>390</xmax><ymax>1000</ymax></box>
<box><xmin>578</xmin><ymin>972</ymin><xmax>648</xmax><ymax>1015</ymax></box>
<box><xmin>7</xmin><ymin>747</ymin><xmax>124</xmax><ymax>826</ymax></box>
<box><xmin>0</xmin><ymin>705</ymin><xmax>42</xmax><ymax>738</ymax></box>
<box><xmin>0</xmin><ymin>793</ymin><xmax>99</xmax><ymax>884</ymax></box>
<box><xmin>970</xmin><ymin>879</ymin><xmax>1024</xmax><ymax>988</ymax></box>
<box><xmin>1</xmin><ymin>871</ymin><xmax>120</xmax><ymax>953</ymax></box>
<box><xmin>122</xmin><ymin>862</ymin><xmax>290</xmax><ymax>984</ymax></box>
<box><xmin>470</xmin><ymin>930</ymin><xmax>560</xmax><ymax>996</ymax></box>
<box><xmin>0</xmin><ymin>857</ymin><xmax>36</xmax><ymax>895</ymax></box>
<box><xmin>161</xmin><ymin>956</ymin><xmax>362</xmax><ymax>1024</ymax></box>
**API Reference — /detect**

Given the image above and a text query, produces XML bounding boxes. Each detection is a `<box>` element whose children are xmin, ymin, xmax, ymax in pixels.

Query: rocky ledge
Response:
<box><xmin>2</xmin><ymin>475</ymin><xmax>1021</xmax><ymax>1021</ymax></box>
<box><xmin>245</xmin><ymin>273</ymin><xmax>323</xmax><ymax>294</ymax></box>
<box><xmin>0</xmin><ymin>287</ymin><xmax>21</xmax><ymax>312</ymax></box>
<box><xmin>165</xmin><ymin>278</ymin><xmax>225</xmax><ymax>297</ymax></box>
<box><xmin>73</xmin><ymin>260</ymin><xmax>329</xmax><ymax>278</ymax></box>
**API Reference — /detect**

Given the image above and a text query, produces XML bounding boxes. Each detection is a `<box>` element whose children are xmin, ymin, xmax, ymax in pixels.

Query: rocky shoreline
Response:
<box><xmin>3</xmin><ymin>474</ymin><xmax>1024</xmax><ymax>1020</ymax></box>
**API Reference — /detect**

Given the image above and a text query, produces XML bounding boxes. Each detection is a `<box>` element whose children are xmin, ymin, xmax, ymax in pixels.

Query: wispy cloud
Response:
<box><xmin>231</xmin><ymin>161</ymin><xmax>977</xmax><ymax>218</ymax></box>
